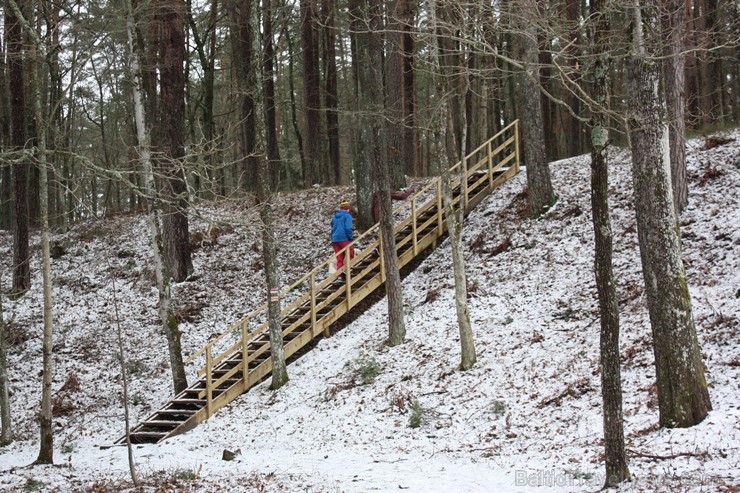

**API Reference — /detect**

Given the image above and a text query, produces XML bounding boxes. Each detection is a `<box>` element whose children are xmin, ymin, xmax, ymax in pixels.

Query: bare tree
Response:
<box><xmin>627</xmin><ymin>1</ymin><xmax>711</xmax><ymax>428</ymax></box>
<box><xmin>588</xmin><ymin>0</ymin><xmax>629</xmax><ymax>484</ymax></box>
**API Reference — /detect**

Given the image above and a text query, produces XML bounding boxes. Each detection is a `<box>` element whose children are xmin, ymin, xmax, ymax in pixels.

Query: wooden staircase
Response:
<box><xmin>117</xmin><ymin>121</ymin><xmax>520</xmax><ymax>445</ymax></box>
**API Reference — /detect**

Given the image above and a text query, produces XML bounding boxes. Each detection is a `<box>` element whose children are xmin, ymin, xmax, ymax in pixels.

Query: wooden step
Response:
<box><xmin>139</xmin><ymin>420</ymin><xmax>183</xmax><ymax>428</ymax></box>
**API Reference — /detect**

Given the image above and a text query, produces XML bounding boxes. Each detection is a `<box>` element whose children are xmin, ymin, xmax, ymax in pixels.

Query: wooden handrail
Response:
<box><xmin>184</xmin><ymin>121</ymin><xmax>520</xmax><ymax>413</ymax></box>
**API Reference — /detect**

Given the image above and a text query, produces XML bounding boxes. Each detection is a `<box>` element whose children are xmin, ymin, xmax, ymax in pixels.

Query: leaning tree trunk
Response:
<box><xmin>513</xmin><ymin>0</ymin><xmax>557</xmax><ymax>217</ymax></box>
<box><xmin>589</xmin><ymin>0</ymin><xmax>629</xmax><ymax>483</ymax></box>
<box><xmin>627</xmin><ymin>2</ymin><xmax>711</xmax><ymax>428</ymax></box>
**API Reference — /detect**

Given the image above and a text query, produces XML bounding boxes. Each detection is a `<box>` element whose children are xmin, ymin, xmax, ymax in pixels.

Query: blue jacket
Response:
<box><xmin>331</xmin><ymin>209</ymin><xmax>353</xmax><ymax>242</ymax></box>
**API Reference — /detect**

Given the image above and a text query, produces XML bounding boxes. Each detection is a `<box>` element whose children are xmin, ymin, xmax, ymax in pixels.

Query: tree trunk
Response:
<box><xmin>442</xmin><ymin>111</ymin><xmax>475</xmax><ymax>371</ymax></box>
<box><xmin>282</xmin><ymin>17</ymin><xmax>306</xmax><ymax>188</ymax></box>
<box><xmin>589</xmin><ymin>0</ymin><xmax>629</xmax><ymax>484</ymax></box>
<box><xmin>361</xmin><ymin>0</ymin><xmax>405</xmax><ymax>345</ymax></box>
<box><xmin>24</xmin><ymin>18</ymin><xmax>54</xmax><ymax>462</ymax></box>
<box><xmin>0</xmin><ymin>276</ymin><xmax>11</xmax><ymax>445</ymax></box>
<box><xmin>661</xmin><ymin>0</ymin><xmax>689</xmax><ymax>215</ymax></box>
<box><xmin>7</xmin><ymin>2</ymin><xmax>30</xmax><ymax>295</ymax></box>
<box><xmin>130</xmin><ymin>6</ymin><xmax>188</xmax><ymax>395</ymax></box>
<box><xmin>386</xmin><ymin>0</ymin><xmax>409</xmax><ymax>190</ymax></box>
<box><xmin>321</xmin><ymin>0</ymin><xmax>341</xmax><ymax>185</ymax></box>
<box><xmin>400</xmin><ymin>0</ymin><xmax>418</xmax><ymax>177</ymax></box>
<box><xmin>627</xmin><ymin>3</ymin><xmax>711</xmax><ymax>428</ymax></box>
<box><xmin>513</xmin><ymin>0</ymin><xmax>557</xmax><ymax>217</ymax></box>
<box><xmin>259</xmin><ymin>0</ymin><xmax>288</xmax><ymax>389</ymax></box>
<box><xmin>158</xmin><ymin>0</ymin><xmax>193</xmax><ymax>282</ymax></box>
<box><xmin>434</xmin><ymin>0</ymin><xmax>475</xmax><ymax>369</ymax></box>
<box><xmin>300</xmin><ymin>0</ymin><xmax>324</xmax><ymax>186</ymax></box>
<box><xmin>349</xmin><ymin>0</ymin><xmax>374</xmax><ymax>230</ymax></box>
<box><xmin>227</xmin><ymin>0</ymin><xmax>258</xmax><ymax>190</ymax></box>
<box><xmin>0</xmin><ymin>21</ymin><xmax>12</xmax><ymax>232</ymax></box>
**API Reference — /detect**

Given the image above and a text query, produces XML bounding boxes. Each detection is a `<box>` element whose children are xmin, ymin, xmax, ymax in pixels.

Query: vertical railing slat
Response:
<box><xmin>205</xmin><ymin>345</ymin><xmax>213</xmax><ymax>418</ymax></box>
<box><xmin>411</xmin><ymin>198</ymin><xmax>418</xmax><ymax>255</ymax></box>
<box><xmin>241</xmin><ymin>320</ymin><xmax>248</xmax><ymax>381</ymax></box>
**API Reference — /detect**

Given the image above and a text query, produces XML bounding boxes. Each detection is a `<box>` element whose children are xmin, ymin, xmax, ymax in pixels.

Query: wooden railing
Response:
<box><xmin>182</xmin><ymin>120</ymin><xmax>520</xmax><ymax>422</ymax></box>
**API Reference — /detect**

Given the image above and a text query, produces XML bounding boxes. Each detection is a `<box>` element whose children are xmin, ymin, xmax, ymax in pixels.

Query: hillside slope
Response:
<box><xmin>0</xmin><ymin>131</ymin><xmax>738</xmax><ymax>492</ymax></box>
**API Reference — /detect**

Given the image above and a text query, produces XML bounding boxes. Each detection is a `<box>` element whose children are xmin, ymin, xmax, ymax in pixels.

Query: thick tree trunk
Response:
<box><xmin>227</xmin><ymin>0</ymin><xmax>258</xmax><ymax>190</ymax></box>
<box><xmin>321</xmin><ymin>0</ymin><xmax>341</xmax><ymax>185</ymax></box>
<box><xmin>400</xmin><ymin>0</ymin><xmax>418</xmax><ymax>177</ymax></box>
<box><xmin>301</xmin><ymin>0</ymin><xmax>324</xmax><ymax>186</ymax></box>
<box><xmin>158</xmin><ymin>0</ymin><xmax>193</xmax><ymax>282</ymax></box>
<box><xmin>7</xmin><ymin>4</ymin><xmax>30</xmax><ymax>295</ymax></box>
<box><xmin>513</xmin><ymin>0</ymin><xmax>557</xmax><ymax>217</ymax></box>
<box><xmin>349</xmin><ymin>0</ymin><xmax>374</xmax><ymax>230</ymax></box>
<box><xmin>627</xmin><ymin>5</ymin><xmax>711</xmax><ymax>428</ymax></box>
<box><xmin>130</xmin><ymin>8</ymin><xmax>188</xmax><ymax>395</ymax></box>
<box><xmin>662</xmin><ymin>0</ymin><xmax>689</xmax><ymax>215</ymax></box>
<box><xmin>361</xmin><ymin>0</ymin><xmax>405</xmax><ymax>345</ymax></box>
<box><xmin>589</xmin><ymin>0</ymin><xmax>629</xmax><ymax>483</ymax></box>
<box><xmin>386</xmin><ymin>0</ymin><xmax>409</xmax><ymax>190</ymax></box>
<box><xmin>0</xmin><ymin>22</ymin><xmax>11</xmax><ymax>232</ymax></box>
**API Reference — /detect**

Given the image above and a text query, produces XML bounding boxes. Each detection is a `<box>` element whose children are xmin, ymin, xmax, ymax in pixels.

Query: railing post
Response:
<box><xmin>411</xmin><ymin>198</ymin><xmax>418</xmax><ymax>255</ymax></box>
<box><xmin>379</xmin><ymin>234</ymin><xmax>386</xmax><ymax>282</ymax></box>
<box><xmin>310</xmin><ymin>271</ymin><xmax>317</xmax><ymax>330</ymax></box>
<box><xmin>514</xmin><ymin>120</ymin><xmax>521</xmax><ymax>173</ymax></box>
<box><xmin>205</xmin><ymin>345</ymin><xmax>213</xmax><ymax>418</ymax></box>
<box><xmin>462</xmin><ymin>153</ymin><xmax>469</xmax><ymax>209</ymax></box>
<box><xmin>487</xmin><ymin>140</ymin><xmax>494</xmax><ymax>188</ymax></box>
<box><xmin>436</xmin><ymin>180</ymin><xmax>444</xmax><ymax>235</ymax></box>
<box><xmin>344</xmin><ymin>248</ymin><xmax>352</xmax><ymax>307</ymax></box>
<box><xmin>241</xmin><ymin>320</ymin><xmax>248</xmax><ymax>380</ymax></box>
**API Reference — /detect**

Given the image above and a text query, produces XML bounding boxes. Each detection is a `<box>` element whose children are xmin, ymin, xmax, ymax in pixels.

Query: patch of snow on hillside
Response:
<box><xmin>0</xmin><ymin>131</ymin><xmax>738</xmax><ymax>492</ymax></box>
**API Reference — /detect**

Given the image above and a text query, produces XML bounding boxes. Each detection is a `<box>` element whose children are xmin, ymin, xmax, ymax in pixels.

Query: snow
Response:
<box><xmin>1</xmin><ymin>130</ymin><xmax>739</xmax><ymax>492</ymax></box>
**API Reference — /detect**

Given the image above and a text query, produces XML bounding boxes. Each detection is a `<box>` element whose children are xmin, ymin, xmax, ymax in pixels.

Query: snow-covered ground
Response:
<box><xmin>1</xmin><ymin>130</ymin><xmax>738</xmax><ymax>492</ymax></box>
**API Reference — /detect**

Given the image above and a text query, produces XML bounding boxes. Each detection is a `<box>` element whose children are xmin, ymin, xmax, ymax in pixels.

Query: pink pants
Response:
<box><xmin>332</xmin><ymin>241</ymin><xmax>354</xmax><ymax>270</ymax></box>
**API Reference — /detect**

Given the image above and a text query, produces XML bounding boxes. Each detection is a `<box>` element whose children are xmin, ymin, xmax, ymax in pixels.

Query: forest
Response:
<box><xmin>0</xmin><ymin>0</ymin><xmax>739</xmax><ymax>491</ymax></box>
